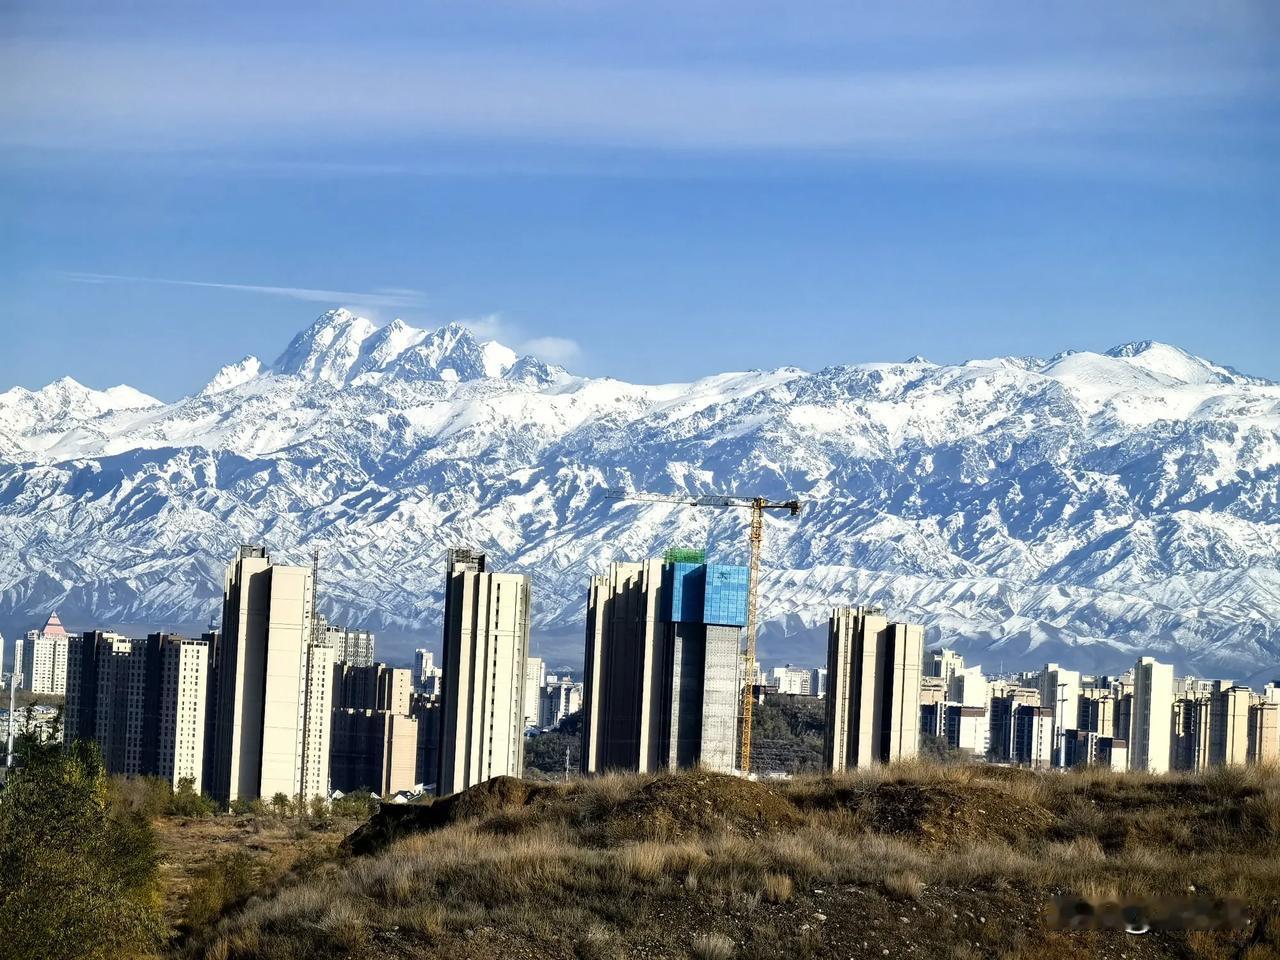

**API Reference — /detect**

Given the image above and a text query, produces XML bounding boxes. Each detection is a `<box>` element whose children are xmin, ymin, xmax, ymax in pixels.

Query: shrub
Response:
<box><xmin>183</xmin><ymin>852</ymin><xmax>259</xmax><ymax>933</ymax></box>
<box><xmin>0</xmin><ymin>739</ymin><xmax>162</xmax><ymax>960</ymax></box>
<box><xmin>168</xmin><ymin>777</ymin><xmax>217</xmax><ymax>818</ymax></box>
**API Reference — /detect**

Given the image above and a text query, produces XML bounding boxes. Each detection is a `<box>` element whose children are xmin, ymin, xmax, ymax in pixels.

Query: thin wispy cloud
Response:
<box><xmin>62</xmin><ymin>272</ymin><xmax>426</xmax><ymax>309</ymax></box>
<box><xmin>2</xmin><ymin>36</ymin><xmax>1271</xmax><ymax>175</ymax></box>
<box><xmin>461</xmin><ymin>314</ymin><xmax>584</xmax><ymax>368</ymax></box>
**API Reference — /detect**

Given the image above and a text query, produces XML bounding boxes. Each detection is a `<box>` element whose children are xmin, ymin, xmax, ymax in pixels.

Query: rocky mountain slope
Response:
<box><xmin>2</xmin><ymin>308</ymin><xmax>1278</xmax><ymax>680</ymax></box>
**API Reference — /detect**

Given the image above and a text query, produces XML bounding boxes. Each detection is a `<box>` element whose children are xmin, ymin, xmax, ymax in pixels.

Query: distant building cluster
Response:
<box><xmin>917</xmin><ymin>650</ymin><xmax>1278</xmax><ymax>773</ymax></box>
<box><xmin>6</xmin><ymin>539</ymin><xmax>1276</xmax><ymax>805</ymax></box>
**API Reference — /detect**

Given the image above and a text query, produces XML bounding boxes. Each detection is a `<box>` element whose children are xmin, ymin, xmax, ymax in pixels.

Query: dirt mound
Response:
<box><xmin>445</xmin><ymin>775</ymin><xmax>561</xmax><ymax>823</ymax></box>
<box><xmin>597</xmin><ymin>772</ymin><xmax>803</xmax><ymax>844</ymax></box>
<box><xmin>343</xmin><ymin>777</ymin><xmax>565</xmax><ymax>856</ymax></box>
<box><xmin>861</xmin><ymin>781</ymin><xmax>1055</xmax><ymax>849</ymax></box>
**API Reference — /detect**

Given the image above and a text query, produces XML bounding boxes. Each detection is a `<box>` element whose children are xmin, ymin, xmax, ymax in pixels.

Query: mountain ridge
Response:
<box><xmin>2</xmin><ymin>310</ymin><xmax>1277</xmax><ymax>681</ymax></box>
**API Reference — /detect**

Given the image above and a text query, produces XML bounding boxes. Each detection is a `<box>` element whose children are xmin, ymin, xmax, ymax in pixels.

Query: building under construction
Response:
<box><xmin>581</xmin><ymin>551</ymin><xmax>748</xmax><ymax>775</ymax></box>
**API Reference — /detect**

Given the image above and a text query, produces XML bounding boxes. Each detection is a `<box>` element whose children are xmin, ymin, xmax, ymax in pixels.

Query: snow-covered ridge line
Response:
<box><xmin>1</xmin><ymin>308</ymin><xmax>1277</xmax><ymax>680</ymax></box>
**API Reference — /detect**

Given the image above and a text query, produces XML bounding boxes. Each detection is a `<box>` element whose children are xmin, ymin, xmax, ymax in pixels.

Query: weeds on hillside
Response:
<box><xmin>184</xmin><ymin>762</ymin><xmax>1280</xmax><ymax>960</ymax></box>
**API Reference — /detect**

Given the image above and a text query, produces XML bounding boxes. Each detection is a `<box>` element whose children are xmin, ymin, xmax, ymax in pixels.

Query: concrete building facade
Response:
<box><xmin>824</xmin><ymin>606</ymin><xmax>923</xmax><ymax>770</ymax></box>
<box><xmin>1130</xmin><ymin>657</ymin><xmax>1174</xmax><ymax>774</ymax></box>
<box><xmin>330</xmin><ymin>709</ymin><xmax>419</xmax><ymax>796</ymax></box>
<box><xmin>437</xmin><ymin>549</ymin><xmax>531</xmax><ymax>796</ymax></box>
<box><xmin>21</xmin><ymin>612</ymin><xmax>70</xmax><ymax>696</ymax></box>
<box><xmin>523</xmin><ymin>657</ymin><xmax>545</xmax><ymax>728</ymax></box>
<box><xmin>581</xmin><ymin>558</ymin><xmax>747</xmax><ymax>775</ymax></box>
<box><xmin>1012</xmin><ymin>704</ymin><xmax>1054</xmax><ymax>769</ymax></box>
<box><xmin>539</xmin><ymin>678</ymin><xmax>582</xmax><ymax>729</ymax></box>
<box><xmin>319</xmin><ymin>617</ymin><xmax>375</xmax><ymax>667</ymax></box>
<box><xmin>65</xmin><ymin>631</ymin><xmax>211</xmax><ymax>790</ymax></box>
<box><xmin>1248</xmin><ymin>701</ymin><xmax>1279</xmax><ymax>766</ymax></box>
<box><xmin>1038</xmin><ymin>663</ymin><xmax>1081</xmax><ymax>762</ymax></box>
<box><xmin>210</xmin><ymin>546</ymin><xmax>334</xmax><ymax>803</ymax></box>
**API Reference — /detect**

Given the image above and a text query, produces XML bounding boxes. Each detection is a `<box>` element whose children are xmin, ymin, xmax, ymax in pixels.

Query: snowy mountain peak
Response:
<box><xmin>1105</xmin><ymin>340</ymin><xmax>1161</xmax><ymax>358</ymax></box>
<box><xmin>201</xmin><ymin>356</ymin><xmax>264</xmax><ymax>395</ymax></box>
<box><xmin>0</xmin><ymin>376</ymin><xmax>160</xmax><ymax>423</ymax></box>
<box><xmin>1103</xmin><ymin>340</ymin><xmax>1264</xmax><ymax>386</ymax></box>
<box><xmin>271</xmin><ymin>310</ymin><xmax>521</xmax><ymax>386</ymax></box>
<box><xmin>2</xmin><ymin>312</ymin><xmax>1277</xmax><ymax>680</ymax></box>
<box><xmin>272</xmin><ymin>308</ymin><xmax>378</xmax><ymax>384</ymax></box>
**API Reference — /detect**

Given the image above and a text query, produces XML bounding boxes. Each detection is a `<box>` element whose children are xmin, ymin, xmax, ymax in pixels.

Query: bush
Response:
<box><xmin>182</xmin><ymin>851</ymin><xmax>258</xmax><ymax>934</ymax></box>
<box><xmin>168</xmin><ymin>777</ymin><xmax>218</xmax><ymax>818</ymax></box>
<box><xmin>0</xmin><ymin>739</ymin><xmax>162</xmax><ymax>960</ymax></box>
<box><xmin>331</xmin><ymin>792</ymin><xmax>378</xmax><ymax>819</ymax></box>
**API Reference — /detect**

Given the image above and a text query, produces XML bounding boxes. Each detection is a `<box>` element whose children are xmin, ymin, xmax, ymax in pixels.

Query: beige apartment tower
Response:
<box><xmin>1248</xmin><ymin>701</ymin><xmax>1279</xmax><ymax>765</ymax></box>
<box><xmin>65</xmin><ymin>631</ymin><xmax>211</xmax><ymax>791</ymax></box>
<box><xmin>1129</xmin><ymin>657</ymin><xmax>1174</xmax><ymax>774</ymax></box>
<box><xmin>21</xmin><ymin>612</ymin><xmax>70</xmax><ymax>696</ymax></box>
<box><xmin>824</xmin><ymin>606</ymin><xmax>923</xmax><ymax>770</ymax></box>
<box><xmin>210</xmin><ymin>545</ymin><xmax>334</xmax><ymax>803</ymax></box>
<box><xmin>437</xmin><ymin>549</ymin><xmax>531</xmax><ymax>796</ymax></box>
<box><xmin>331</xmin><ymin>662</ymin><xmax>419</xmax><ymax>795</ymax></box>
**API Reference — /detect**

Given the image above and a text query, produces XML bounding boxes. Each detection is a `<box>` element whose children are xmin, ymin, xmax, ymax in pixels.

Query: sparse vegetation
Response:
<box><xmin>0</xmin><ymin>739</ymin><xmax>163</xmax><ymax>960</ymax></box>
<box><xmin>524</xmin><ymin>709</ymin><xmax>583</xmax><ymax>779</ymax></box>
<box><xmin>176</xmin><ymin>762</ymin><xmax>1280</xmax><ymax>960</ymax></box>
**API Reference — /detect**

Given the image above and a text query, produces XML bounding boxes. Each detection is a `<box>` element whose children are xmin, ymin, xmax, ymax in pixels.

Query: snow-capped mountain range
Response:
<box><xmin>2</xmin><ymin>308</ymin><xmax>1278</xmax><ymax>682</ymax></box>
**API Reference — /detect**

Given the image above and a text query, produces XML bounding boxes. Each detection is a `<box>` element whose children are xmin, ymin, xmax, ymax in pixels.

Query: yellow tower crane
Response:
<box><xmin>605</xmin><ymin>489</ymin><xmax>802</xmax><ymax>775</ymax></box>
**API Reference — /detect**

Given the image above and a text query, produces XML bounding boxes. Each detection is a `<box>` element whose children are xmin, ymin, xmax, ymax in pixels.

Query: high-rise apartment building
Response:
<box><xmin>924</xmin><ymin>648</ymin><xmax>964</xmax><ymax>686</ymax></box>
<box><xmin>318</xmin><ymin>616</ymin><xmax>375</xmax><ymax>667</ymax></box>
<box><xmin>1038</xmin><ymin>663</ymin><xmax>1081</xmax><ymax>763</ymax></box>
<box><xmin>540</xmin><ymin>678</ymin><xmax>583</xmax><ymax>728</ymax></box>
<box><xmin>65</xmin><ymin>631</ymin><xmax>211</xmax><ymax>790</ymax></box>
<box><xmin>1199</xmin><ymin>686</ymin><xmax>1251</xmax><ymax>768</ymax></box>
<box><xmin>1129</xmin><ymin>657</ymin><xmax>1174</xmax><ymax>773</ymax></box>
<box><xmin>1248</xmin><ymin>700</ymin><xmax>1279</xmax><ymax>765</ymax></box>
<box><xmin>945</xmin><ymin>705</ymin><xmax>987</xmax><ymax>756</ymax></box>
<box><xmin>330</xmin><ymin>710</ymin><xmax>419</xmax><ymax>795</ymax></box>
<box><xmin>988</xmin><ymin>687</ymin><xmax>1039</xmax><ymax>762</ymax></box>
<box><xmin>414</xmin><ymin>648</ymin><xmax>442</xmax><ymax>694</ymax></box>
<box><xmin>770</xmin><ymin>664</ymin><xmax>815</xmax><ymax>696</ymax></box>
<box><xmin>1063</xmin><ymin>730</ymin><xmax>1128</xmax><ymax>771</ymax></box>
<box><xmin>523</xmin><ymin>657</ymin><xmax>545</xmax><ymax>727</ymax></box>
<box><xmin>65</xmin><ymin>631</ymin><xmax>144</xmax><ymax>773</ymax></box>
<box><xmin>1172</xmin><ymin>696</ymin><xmax>1198</xmax><ymax>770</ymax></box>
<box><xmin>21</xmin><ymin>612</ymin><xmax>70</xmax><ymax>695</ymax></box>
<box><xmin>330</xmin><ymin>661</ymin><xmax>419</xmax><ymax>795</ymax></box>
<box><xmin>437</xmin><ymin>549</ymin><xmax>531</xmax><ymax>796</ymax></box>
<box><xmin>209</xmin><ymin>546</ymin><xmax>334</xmax><ymax>803</ymax></box>
<box><xmin>581</xmin><ymin>558</ymin><xmax>747</xmax><ymax>775</ymax></box>
<box><xmin>1078</xmin><ymin>690</ymin><xmax>1116</xmax><ymax>735</ymax></box>
<box><xmin>1012</xmin><ymin>704</ymin><xmax>1054</xmax><ymax>768</ymax></box>
<box><xmin>824</xmin><ymin>606</ymin><xmax>923</xmax><ymax>770</ymax></box>
<box><xmin>334</xmin><ymin>662</ymin><xmax>413</xmax><ymax>714</ymax></box>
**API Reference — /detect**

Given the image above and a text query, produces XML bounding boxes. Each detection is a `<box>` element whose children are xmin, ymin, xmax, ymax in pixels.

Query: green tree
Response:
<box><xmin>271</xmin><ymin>791</ymin><xmax>291</xmax><ymax>817</ymax></box>
<box><xmin>167</xmin><ymin>776</ymin><xmax>217</xmax><ymax>818</ymax></box>
<box><xmin>0</xmin><ymin>738</ymin><xmax>162</xmax><ymax>960</ymax></box>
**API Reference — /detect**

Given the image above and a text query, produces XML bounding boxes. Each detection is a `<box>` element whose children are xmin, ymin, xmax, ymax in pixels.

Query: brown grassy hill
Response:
<box><xmin>182</xmin><ymin>762</ymin><xmax>1280</xmax><ymax>960</ymax></box>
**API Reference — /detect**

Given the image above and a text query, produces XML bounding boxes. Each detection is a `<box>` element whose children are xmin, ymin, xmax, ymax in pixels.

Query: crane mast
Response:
<box><xmin>604</xmin><ymin>489</ymin><xmax>801</xmax><ymax>776</ymax></box>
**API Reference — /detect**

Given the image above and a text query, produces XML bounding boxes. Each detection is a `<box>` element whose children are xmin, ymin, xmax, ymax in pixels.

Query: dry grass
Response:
<box><xmin>689</xmin><ymin>932</ymin><xmax>735</xmax><ymax>960</ymax></box>
<box><xmin>884</xmin><ymin>870</ymin><xmax>925</xmax><ymax>900</ymax></box>
<box><xmin>178</xmin><ymin>762</ymin><xmax>1280</xmax><ymax>960</ymax></box>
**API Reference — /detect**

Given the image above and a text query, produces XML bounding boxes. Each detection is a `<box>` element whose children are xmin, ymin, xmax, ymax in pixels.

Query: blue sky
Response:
<box><xmin>1</xmin><ymin>0</ymin><xmax>1277</xmax><ymax>399</ymax></box>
